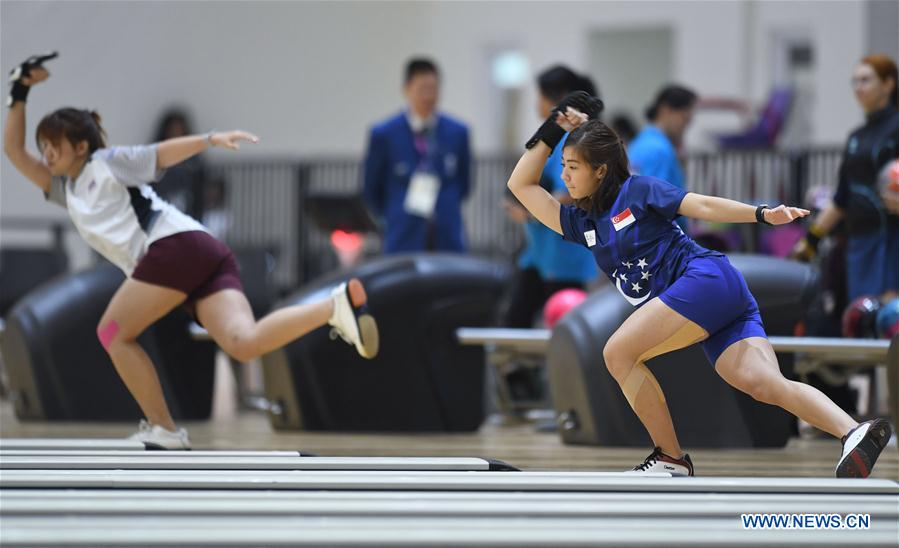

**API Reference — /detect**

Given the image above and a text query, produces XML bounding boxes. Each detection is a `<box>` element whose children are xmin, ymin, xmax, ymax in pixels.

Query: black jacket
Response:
<box><xmin>833</xmin><ymin>105</ymin><xmax>899</xmax><ymax>235</ymax></box>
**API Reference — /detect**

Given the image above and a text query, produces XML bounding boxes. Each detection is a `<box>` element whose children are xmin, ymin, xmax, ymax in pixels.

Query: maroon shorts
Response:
<box><xmin>132</xmin><ymin>230</ymin><xmax>244</xmax><ymax>305</ymax></box>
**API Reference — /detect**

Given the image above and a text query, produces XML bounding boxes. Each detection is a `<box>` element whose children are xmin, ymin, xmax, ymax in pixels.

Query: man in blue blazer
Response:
<box><xmin>363</xmin><ymin>58</ymin><xmax>472</xmax><ymax>253</ymax></box>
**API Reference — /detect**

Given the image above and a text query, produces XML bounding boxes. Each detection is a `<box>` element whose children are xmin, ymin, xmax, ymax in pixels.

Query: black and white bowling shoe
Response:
<box><xmin>836</xmin><ymin>418</ymin><xmax>892</xmax><ymax>478</ymax></box>
<box><xmin>625</xmin><ymin>446</ymin><xmax>694</xmax><ymax>476</ymax></box>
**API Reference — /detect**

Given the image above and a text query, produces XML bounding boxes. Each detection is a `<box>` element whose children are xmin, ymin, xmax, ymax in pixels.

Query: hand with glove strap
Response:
<box><xmin>525</xmin><ymin>90</ymin><xmax>604</xmax><ymax>150</ymax></box>
<box><xmin>7</xmin><ymin>51</ymin><xmax>57</xmax><ymax>107</ymax></box>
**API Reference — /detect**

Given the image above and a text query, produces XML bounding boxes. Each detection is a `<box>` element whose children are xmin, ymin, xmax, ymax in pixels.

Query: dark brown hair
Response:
<box><xmin>563</xmin><ymin>119</ymin><xmax>631</xmax><ymax>213</ymax></box>
<box><xmin>35</xmin><ymin>108</ymin><xmax>107</xmax><ymax>153</ymax></box>
<box><xmin>861</xmin><ymin>54</ymin><xmax>898</xmax><ymax>106</ymax></box>
<box><xmin>537</xmin><ymin>65</ymin><xmax>598</xmax><ymax>103</ymax></box>
<box><xmin>645</xmin><ymin>84</ymin><xmax>697</xmax><ymax>121</ymax></box>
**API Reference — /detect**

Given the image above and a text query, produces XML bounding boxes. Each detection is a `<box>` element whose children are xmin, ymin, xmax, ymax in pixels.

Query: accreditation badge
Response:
<box><xmin>404</xmin><ymin>171</ymin><xmax>440</xmax><ymax>218</ymax></box>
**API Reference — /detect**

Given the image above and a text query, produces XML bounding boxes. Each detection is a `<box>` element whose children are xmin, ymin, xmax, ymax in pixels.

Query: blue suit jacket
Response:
<box><xmin>362</xmin><ymin>111</ymin><xmax>471</xmax><ymax>253</ymax></box>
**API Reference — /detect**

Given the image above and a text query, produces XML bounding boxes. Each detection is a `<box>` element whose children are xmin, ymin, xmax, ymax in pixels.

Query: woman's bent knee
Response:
<box><xmin>97</xmin><ymin>320</ymin><xmax>121</xmax><ymax>352</ymax></box>
<box><xmin>221</xmin><ymin>335</ymin><xmax>260</xmax><ymax>363</ymax></box>
<box><xmin>603</xmin><ymin>340</ymin><xmax>635</xmax><ymax>380</ymax></box>
<box><xmin>732</xmin><ymin>373</ymin><xmax>783</xmax><ymax>405</ymax></box>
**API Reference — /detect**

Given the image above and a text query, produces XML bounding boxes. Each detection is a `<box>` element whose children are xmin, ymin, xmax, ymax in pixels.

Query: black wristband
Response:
<box><xmin>7</xmin><ymin>81</ymin><xmax>30</xmax><ymax>107</ymax></box>
<box><xmin>755</xmin><ymin>204</ymin><xmax>772</xmax><ymax>225</ymax></box>
<box><xmin>525</xmin><ymin>117</ymin><xmax>567</xmax><ymax>150</ymax></box>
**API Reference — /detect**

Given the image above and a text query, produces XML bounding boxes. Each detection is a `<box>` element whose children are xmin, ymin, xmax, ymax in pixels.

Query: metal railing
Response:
<box><xmin>684</xmin><ymin>147</ymin><xmax>843</xmax><ymax>205</ymax></box>
<box><xmin>205</xmin><ymin>147</ymin><xmax>842</xmax><ymax>290</ymax></box>
<box><xmin>456</xmin><ymin>327</ymin><xmax>898</xmax><ymax>426</ymax></box>
<box><xmin>2</xmin><ymin>147</ymin><xmax>844</xmax><ymax>292</ymax></box>
<box><xmin>202</xmin><ymin>154</ymin><xmax>522</xmax><ymax>289</ymax></box>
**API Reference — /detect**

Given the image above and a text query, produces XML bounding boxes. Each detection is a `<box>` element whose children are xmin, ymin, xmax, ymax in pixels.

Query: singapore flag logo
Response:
<box><xmin>613</xmin><ymin>257</ymin><xmax>652</xmax><ymax>306</ymax></box>
<box><xmin>611</xmin><ymin>207</ymin><xmax>635</xmax><ymax>231</ymax></box>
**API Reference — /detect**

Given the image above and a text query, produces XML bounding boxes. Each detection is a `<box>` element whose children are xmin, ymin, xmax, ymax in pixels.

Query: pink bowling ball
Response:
<box><xmin>543</xmin><ymin>288</ymin><xmax>588</xmax><ymax>328</ymax></box>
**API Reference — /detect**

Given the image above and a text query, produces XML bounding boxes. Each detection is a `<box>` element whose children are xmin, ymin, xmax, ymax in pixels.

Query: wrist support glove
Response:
<box><xmin>525</xmin><ymin>91</ymin><xmax>604</xmax><ymax>150</ymax></box>
<box><xmin>7</xmin><ymin>51</ymin><xmax>58</xmax><ymax>107</ymax></box>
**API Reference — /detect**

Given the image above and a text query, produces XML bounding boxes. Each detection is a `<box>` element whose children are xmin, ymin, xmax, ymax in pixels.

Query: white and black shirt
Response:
<box><xmin>45</xmin><ymin>144</ymin><xmax>208</xmax><ymax>275</ymax></box>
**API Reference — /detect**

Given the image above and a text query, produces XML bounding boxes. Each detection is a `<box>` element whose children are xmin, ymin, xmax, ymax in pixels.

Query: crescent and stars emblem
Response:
<box><xmin>613</xmin><ymin>257</ymin><xmax>652</xmax><ymax>306</ymax></box>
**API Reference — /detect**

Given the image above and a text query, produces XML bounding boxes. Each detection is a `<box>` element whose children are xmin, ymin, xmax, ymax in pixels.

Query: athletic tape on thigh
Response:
<box><xmin>97</xmin><ymin>320</ymin><xmax>120</xmax><ymax>351</ymax></box>
<box><xmin>637</xmin><ymin>322</ymin><xmax>708</xmax><ymax>363</ymax></box>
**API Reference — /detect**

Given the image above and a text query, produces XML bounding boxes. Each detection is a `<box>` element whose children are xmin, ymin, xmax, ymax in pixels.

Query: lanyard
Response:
<box><xmin>414</xmin><ymin>127</ymin><xmax>438</xmax><ymax>172</ymax></box>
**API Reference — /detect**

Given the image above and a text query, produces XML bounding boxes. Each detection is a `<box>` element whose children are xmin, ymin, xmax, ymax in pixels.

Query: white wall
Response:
<box><xmin>587</xmin><ymin>26</ymin><xmax>674</xmax><ymax>132</ymax></box>
<box><xmin>0</xmin><ymin>1</ymin><xmax>439</xmax><ymax>224</ymax></box>
<box><xmin>751</xmin><ymin>1</ymin><xmax>866</xmax><ymax>150</ymax></box>
<box><xmin>0</xmin><ymin>0</ymin><xmax>874</xmax><ymax>225</ymax></box>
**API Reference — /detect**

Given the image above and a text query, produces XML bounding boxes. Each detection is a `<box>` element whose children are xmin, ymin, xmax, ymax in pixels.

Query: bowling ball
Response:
<box><xmin>875</xmin><ymin>297</ymin><xmax>899</xmax><ymax>339</ymax></box>
<box><xmin>841</xmin><ymin>295</ymin><xmax>881</xmax><ymax>338</ymax></box>
<box><xmin>543</xmin><ymin>288</ymin><xmax>588</xmax><ymax>328</ymax></box>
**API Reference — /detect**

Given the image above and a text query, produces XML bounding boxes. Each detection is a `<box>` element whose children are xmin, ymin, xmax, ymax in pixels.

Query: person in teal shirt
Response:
<box><xmin>628</xmin><ymin>85</ymin><xmax>697</xmax><ymax>231</ymax></box>
<box><xmin>500</xmin><ymin>66</ymin><xmax>598</xmax><ymax>328</ymax></box>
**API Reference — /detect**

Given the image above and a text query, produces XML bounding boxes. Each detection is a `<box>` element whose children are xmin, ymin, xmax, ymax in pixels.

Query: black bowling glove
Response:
<box><xmin>7</xmin><ymin>51</ymin><xmax>58</xmax><ymax>107</ymax></box>
<box><xmin>525</xmin><ymin>91</ymin><xmax>605</xmax><ymax>150</ymax></box>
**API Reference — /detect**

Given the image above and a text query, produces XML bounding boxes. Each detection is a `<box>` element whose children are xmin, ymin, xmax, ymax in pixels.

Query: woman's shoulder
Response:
<box><xmin>92</xmin><ymin>144</ymin><xmax>142</xmax><ymax>159</ymax></box>
<box><xmin>623</xmin><ymin>174</ymin><xmax>672</xmax><ymax>192</ymax></box>
<box><xmin>619</xmin><ymin>175</ymin><xmax>685</xmax><ymax>214</ymax></box>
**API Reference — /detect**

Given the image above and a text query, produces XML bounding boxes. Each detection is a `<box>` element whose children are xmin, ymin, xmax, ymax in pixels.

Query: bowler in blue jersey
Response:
<box><xmin>507</xmin><ymin>99</ymin><xmax>891</xmax><ymax>479</ymax></box>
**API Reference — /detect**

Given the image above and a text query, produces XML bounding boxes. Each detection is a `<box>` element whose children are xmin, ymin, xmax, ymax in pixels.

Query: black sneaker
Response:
<box><xmin>625</xmin><ymin>446</ymin><xmax>694</xmax><ymax>476</ymax></box>
<box><xmin>836</xmin><ymin>418</ymin><xmax>892</xmax><ymax>478</ymax></box>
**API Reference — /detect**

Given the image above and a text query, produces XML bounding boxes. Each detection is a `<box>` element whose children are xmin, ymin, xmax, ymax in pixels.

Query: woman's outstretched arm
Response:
<box><xmin>155</xmin><ymin>130</ymin><xmax>259</xmax><ymax>169</ymax></box>
<box><xmin>678</xmin><ymin>193</ymin><xmax>810</xmax><ymax>225</ymax></box>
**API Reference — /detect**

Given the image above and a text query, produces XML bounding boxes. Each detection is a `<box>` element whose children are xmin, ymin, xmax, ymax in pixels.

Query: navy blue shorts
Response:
<box><xmin>658</xmin><ymin>255</ymin><xmax>767</xmax><ymax>365</ymax></box>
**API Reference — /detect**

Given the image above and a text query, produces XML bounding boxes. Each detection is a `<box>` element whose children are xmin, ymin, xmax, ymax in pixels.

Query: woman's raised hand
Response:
<box><xmin>554</xmin><ymin>107</ymin><xmax>589</xmax><ymax>133</ymax></box>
